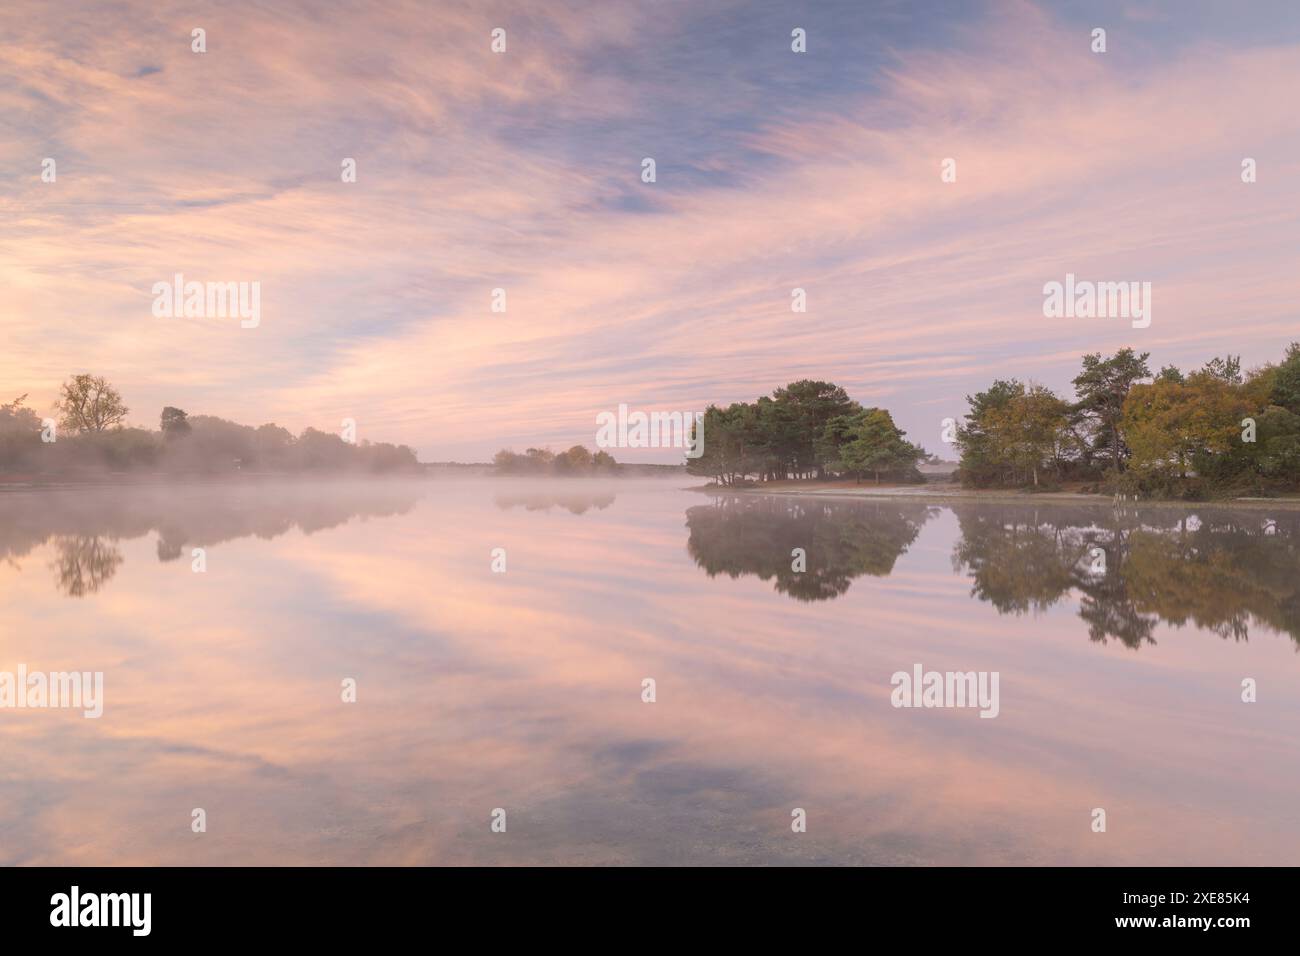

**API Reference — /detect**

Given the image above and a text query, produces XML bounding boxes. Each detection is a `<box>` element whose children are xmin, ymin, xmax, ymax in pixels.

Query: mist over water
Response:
<box><xmin>2</xmin><ymin>478</ymin><xmax>1297</xmax><ymax>864</ymax></box>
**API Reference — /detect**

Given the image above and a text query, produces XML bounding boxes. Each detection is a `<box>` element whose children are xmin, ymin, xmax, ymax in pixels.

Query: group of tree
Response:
<box><xmin>685</xmin><ymin>380</ymin><xmax>926</xmax><ymax>487</ymax></box>
<box><xmin>0</xmin><ymin>374</ymin><xmax>420</xmax><ymax>475</ymax></box>
<box><xmin>492</xmin><ymin>445</ymin><xmax>619</xmax><ymax>476</ymax></box>
<box><xmin>955</xmin><ymin>343</ymin><xmax>1300</xmax><ymax>497</ymax></box>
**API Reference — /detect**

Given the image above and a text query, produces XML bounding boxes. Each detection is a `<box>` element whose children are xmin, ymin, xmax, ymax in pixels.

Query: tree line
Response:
<box><xmin>955</xmin><ymin>343</ymin><xmax>1300</xmax><ymax>497</ymax></box>
<box><xmin>686</xmin><ymin>380</ymin><xmax>927</xmax><ymax>486</ymax></box>
<box><xmin>0</xmin><ymin>374</ymin><xmax>420</xmax><ymax>475</ymax></box>
<box><xmin>492</xmin><ymin>445</ymin><xmax>619</xmax><ymax>475</ymax></box>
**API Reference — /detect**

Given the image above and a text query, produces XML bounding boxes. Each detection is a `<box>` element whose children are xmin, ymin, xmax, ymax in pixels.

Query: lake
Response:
<box><xmin>1</xmin><ymin>479</ymin><xmax>1296</xmax><ymax>865</ymax></box>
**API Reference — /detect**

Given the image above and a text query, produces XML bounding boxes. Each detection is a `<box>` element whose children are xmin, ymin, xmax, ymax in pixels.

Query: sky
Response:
<box><xmin>2</xmin><ymin>0</ymin><xmax>1299</xmax><ymax>462</ymax></box>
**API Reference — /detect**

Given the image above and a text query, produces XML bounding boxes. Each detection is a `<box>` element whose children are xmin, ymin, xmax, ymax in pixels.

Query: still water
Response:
<box><xmin>1</xmin><ymin>479</ymin><xmax>1297</xmax><ymax>865</ymax></box>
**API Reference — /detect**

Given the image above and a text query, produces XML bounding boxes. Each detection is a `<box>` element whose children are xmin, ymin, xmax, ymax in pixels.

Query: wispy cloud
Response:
<box><xmin>2</xmin><ymin>0</ymin><xmax>1297</xmax><ymax>459</ymax></box>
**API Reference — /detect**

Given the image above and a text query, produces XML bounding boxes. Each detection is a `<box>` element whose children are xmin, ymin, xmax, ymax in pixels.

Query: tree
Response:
<box><xmin>770</xmin><ymin>380</ymin><xmax>858</xmax><ymax>479</ymax></box>
<box><xmin>1253</xmin><ymin>405</ymin><xmax>1300</xmax><ymax>481</ymax></box>
<box><xmin>753</xmin><ymin>396</ymin><xmax>799</xmax><ymax>480</ymax></box>
<box><xmin>1271</xmin><ymin>342</ymin><xmax>1300</xmax><ymax>413</ymax></box>
<box><xmin>554</xmin><ymin>445</ymin><xmax>594</xmax><ymax>474</ymax></box>
<box><xmin>54</xmin><ymin>374</ymin><xmax>129</xmax><ymax>433</ymax></box>
<box><xmin>685</xmin><ymin>406</ymin><xmax>729</xmax><ymax>484</ymax></box>
<box><xmin>955</xmin><ymin>379</ymin><xmax>1023</xmax><ymax>487</ymax></box>
<box><xmin>183</xmin><ymin>415</ymin><xmax>257</xmax><ymax>470</ymax></box>
<box><xmin>1</xmin><ymin>394</ymin><xmax>43</xmax><ymax>467</ymax></box>
<box><xmin>1</xmin><ymin>395</ymin><xmax>40</xmax><ymax>434</ymax></box>
<box><xmin>254</xmin><ymin>423</ymin><xmax>295</xmax><ymax>466</ymax></box>
<box><xmin>985</xmin><ymin>384</ymin><xmax>1070</xmax><ymax>487</ymax></box>
<box><xmin>1122</xmin><ymin>372</ymin><xmax>1250</xmax><ymax>484</ymax></box>
<box><xmin>1071</xmin><ymin>349</ymin><xmax>1151</xmax><ymax>474</ymax></box>
<box><xmin>160</xmin><ymin>406</ymin><xmax>192</xmax><ymax>440</ymax></box>
<box><xmin>493</xmin><ymin>449</ymin><xmax>525</xmax><ymax>473</ymax></box>
<box><xmin>1201</xmin><ymin>355</ymin><xmax>1243</xmax><ymax>385</ymax></box>
<box><xmin>684</xmin><ymin>403</ymin><xmax>766</xmax><ymax>486</ymax></box>
<box><xmin>494</xmin><ymin>445</ymin><xmax>613</xmax><ymax>476</ymax></box>
<box><xmin>825</xmin><ymin>407</ymin><xmax>923</xmax><ymax>484</ymax></box>
<box><xmin>297</xmin><ymin>427</ymin><xmax>354</xmax><ymax>470</ymax></box>
<box><xmin>524</xmin><ymin>447</ymin><xmax>556</xmax><ymax>471</ymax></box>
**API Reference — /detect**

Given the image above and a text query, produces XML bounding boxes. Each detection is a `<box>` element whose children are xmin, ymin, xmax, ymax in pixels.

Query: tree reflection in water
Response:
<box><xmin>494</xmin><ymin>490</ymin><xmax>616</xmax><ymax>514</ymax></box>
<box><xmin>951</xmin><ymin>504</ymin><xmax>1300</xmax><ymax>649</ymax></box>
<box><xmin>685</xmin><ymin>495</ymin><xmax>936</xmax><ymax>602</ymax></box>
<box><xmin>0</xmin><ymin>483</ymin><xmax>423</xmax><ymax>597</ymax></box>
<box><xmin>50</xmin><ymin>535</ymin><xmax>125</xmax><ymax>597</ymax></box>
<box><xmin>687</xmin><ymin>494</ymin><xmax>1300</xmax><ymax>648</ymax></box>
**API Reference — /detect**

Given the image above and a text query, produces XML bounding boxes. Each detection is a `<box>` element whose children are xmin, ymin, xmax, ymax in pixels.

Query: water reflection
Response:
<box><xmin>690</xmin><ymin>494</ymin><xmax>1300</xmax><ymax>649</ymax></box>
<box><xmin>50</xmin><ymin>535</ymin><xmax>124</xmax><ymax>597</ymax></box>
<box><xmin>685</xmin><ymin>495</ymin><xmax>935</xmax><ymax>601</ymax></box>
<box><xmin>15</xmin><ymin>485</ymin><xmax>1300</xmax><ymax>650</ymax></box>
<box><xmin>494</xmin><ymin>489</ymin><xmax>616</xmax><ymax>514</ymax></box>
<box><xmin>956</xmin><ymin>504</ymin><xmax>1300</xmax><ymax>649</ymax></box>
<box><xmin>0</xmin><ymin>482</ymin><xmax>422</xmax><ymax>596</ymax></box>
<box><xmin>3</xmin><ymin>481</ymin><xmax>1298</xmax><ymax>866</ymax></box>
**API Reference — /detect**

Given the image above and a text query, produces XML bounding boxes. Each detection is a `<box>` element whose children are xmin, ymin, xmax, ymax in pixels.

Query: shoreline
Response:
<box><xmin>686</xmin><ymin>481</ymin><xmax>1300</xmax><ymax>511</ymax></box>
